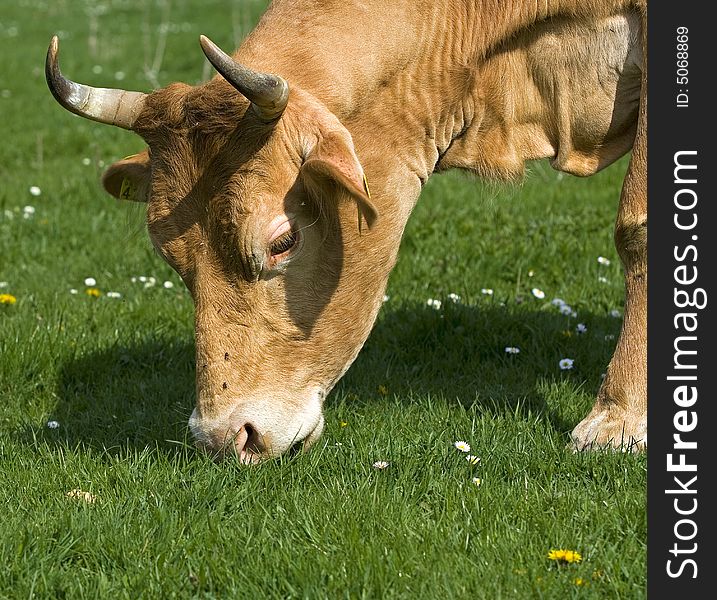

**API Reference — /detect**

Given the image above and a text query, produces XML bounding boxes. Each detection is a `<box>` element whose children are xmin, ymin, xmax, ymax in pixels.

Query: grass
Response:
<box><xmin>0</xmin><ymin>1</ymin><xmax>645</xmax><ymax>598</ymax></box>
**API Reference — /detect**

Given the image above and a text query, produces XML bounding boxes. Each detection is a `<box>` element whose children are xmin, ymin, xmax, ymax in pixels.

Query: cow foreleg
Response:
<box><xmin>571</xmin><ymin>8</ymin><xmax>647</xmax><ymax>452</ymax></box>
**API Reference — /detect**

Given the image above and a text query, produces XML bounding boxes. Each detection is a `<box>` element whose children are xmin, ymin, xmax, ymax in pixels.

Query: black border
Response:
<box><xmin>648</xmin><ymin>2</ymin><xmax>715</xmax><ymax>595</ymax></box>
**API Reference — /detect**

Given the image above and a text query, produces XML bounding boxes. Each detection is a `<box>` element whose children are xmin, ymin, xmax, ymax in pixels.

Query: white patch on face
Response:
<box><xmin>189</xmin><ymin>387</ymin><xmax>326</xmax><ymax>459</ymax></box>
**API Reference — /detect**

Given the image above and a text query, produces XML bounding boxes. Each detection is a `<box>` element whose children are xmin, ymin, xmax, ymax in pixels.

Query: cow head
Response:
<box><xmin>46</xmin><ymin>36</ymin><xmax>386</xmax><ymax>463</ymax></box>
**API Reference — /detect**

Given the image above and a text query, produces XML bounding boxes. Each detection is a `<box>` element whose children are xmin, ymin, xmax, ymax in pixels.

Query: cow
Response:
<box><xmin>46</xmin><ymin>0</ymin><xmax>647</xmax><ymax>463</ymax></box>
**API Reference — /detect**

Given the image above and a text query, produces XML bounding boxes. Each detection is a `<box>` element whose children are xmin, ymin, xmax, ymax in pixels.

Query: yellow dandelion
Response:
<box><xmin>85</xmin><ymin>287</ymin><xmax>101</xmax><ymax>298</ymax></box>
<box><xmin>574</xmin><ymin>578</ymin><xmax>587</xmax><ymax>586</ymax></box>
<box><xmin>377</xmin><ymin>385</ymin><xmax>388</xmax><ymax>396</ymax></box>
<box><xmin>0</xmin><ymin>293</ymin><xmax>17</xmax><ymax>305</ymax></box>
<box><xmin>340</xmin><ymin>421</ymin><xmax>348</xmax><ymax>428</ymax></box>
<box><xmin>547</xmin><ymin>549</ymin><xmax>582</xmax><ymax>564</ymax></box>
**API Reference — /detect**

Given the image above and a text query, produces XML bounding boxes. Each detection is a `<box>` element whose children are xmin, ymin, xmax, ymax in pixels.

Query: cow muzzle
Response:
<box><xmin>188</xmin><ymin>390</ymin><xmax>325</xmax><ymax>463</ymax></box>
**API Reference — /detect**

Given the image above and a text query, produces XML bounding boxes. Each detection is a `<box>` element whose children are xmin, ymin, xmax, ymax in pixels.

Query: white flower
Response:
<box><xmin>551</xmin><ymin>298</ymin><xmax>566</xmax><ymax>307</ymax></box>
<box><xmin>448</xmin><ymin>293</ymin><xmax>461</xmax><ymax>303</ymax></box>
<box><xmin>23</xmin><ymin>205</ymin><xmax>35</xmax><ymax>215</ymax></box>
<box><xmin>163</xmin><ymin>281</ymin><xmax>174</xmax><ymax>289</ymax></box>
<box><xmin>472</xmin><ymin>477</ymin><xmax>482</xmax><ymax>487</ymax></box>
<box><xmin>69</xmin><ymin>288</ymin><xmax>78</xmax><ymax>294</ymax></box>
<box><xmin>559</xmin><ymin>304</ymin><xmax>573</xmax><ymax>316</ymax></box>
<box><xmin>84</xmin><ymin>277</ymin><xmax>96</xmax><ymax>287</ymax></box>
<box><xmin>29</xmin><ymin>186</ymin><xmax>41</xmax><ymax>196</ymax></box>
<box><xmin>466</xmin><ymin>455</ymin><xmax>481</xmax><ymax>465</ymax></box>
<box><xmin>372</xmin><ymin>461</ymin><xmax>390</xmax><ymax>470</ymax></box>
<box><xmin>570</xmin><ymin>310</ymin><xmax>577</xmax><ymax>318</ymax></box>
<box><xmin>0</xmin><ymin>282</ymin><xmax>8</xmax><ymax>288</ymax></box>
<box><xmin>481</xmin><ymin>288</ymin><xmax>494</xmax><ymax>296</ymax></box>
<box><xmin>576</xmin><ymin>323</ymin><xmax>587</xmax><ymax>334</ymax></box>
<box><xmin>144</xmin><ymin>276</ymin><xmax>156</xmax><ymax>289</ymax></box>
<box><xmin>454</xmin><ymin>441</ymin><xmax>471</xmax><ymax>453</ymax></box>
<box><xmin>598</xmin><ymin>276</ymin><xmax>608</xmax><ymax>283</ymax></box>
<box><xmin>46</xmin><ymin>420</ymin><xmax>60</xmax><ymax>429</ymax></box>
<box><xmin>527</xmin><ymin>270</ymin><xmax>535</xmax><ymax>277</ymax></box>
<box><xmin>504</xmin><ymin>346</ymin><xmax>520</xmax><ymax>354</ymax></box>
<box><xmin>82</xmin><ymin>157</ymin><xmax>92</xmax><ymax>166</ymax></box>
<box><xmin>382</xmin><ymin>294</ymin><xmax>390</xmax><ymax>302</ymax></box>
<box><xmin>427</xmin><ymin>298</ymin><xmax>442</xmax><ymax>310</ymax></box>
<box><xmin>610</xmin><ymin>309</ymin><xmax>621</xmax><ymax>318</ymax></box>
<box><xmin>106</xmin><ymin>291</ymin><xmax>122</xmax><ymax>298</ymax></box>
<box><xmin>138</xmin><ymin>276</ymin><xmax>147</xmax><ymax>283</ymax></box>
<box><xmin>531</xmin><ymin>288</ymin><xmax>545</xmax><ymax>299</ymax></box>
<box><xmin>559</xmin><ymin>358</ymin><xmax>574</xmax><ymax>370</ymax></box>
<box><xmin>597</xmin><ymin>256</ymin><xmax>611</xmax><ymax>266</ymax></box>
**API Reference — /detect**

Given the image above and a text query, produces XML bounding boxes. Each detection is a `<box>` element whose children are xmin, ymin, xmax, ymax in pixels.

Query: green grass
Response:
<box><xmin>1</xmin><ymin>1</ymin><xmax>645</xmax><ymax>598</ymax></box>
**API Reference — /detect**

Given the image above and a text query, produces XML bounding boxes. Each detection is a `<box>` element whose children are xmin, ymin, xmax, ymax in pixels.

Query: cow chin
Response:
<box><xmin>188</xmin><ymin>389</ymin><xmax>325</xmax><ymax>464</ymax></box>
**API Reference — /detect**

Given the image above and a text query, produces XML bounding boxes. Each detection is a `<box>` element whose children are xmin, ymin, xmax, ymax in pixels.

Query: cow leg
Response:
<box><xmin>571</xmin><ymin>10</ymin><xmax>647</xmax><ymax>451</ymax></box>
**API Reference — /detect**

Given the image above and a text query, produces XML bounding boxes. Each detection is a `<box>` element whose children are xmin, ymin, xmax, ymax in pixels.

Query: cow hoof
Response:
<box><xmin>570</xmin><ymin>407</ymin><xmax>646</xmax><ymax>452</ymax></box>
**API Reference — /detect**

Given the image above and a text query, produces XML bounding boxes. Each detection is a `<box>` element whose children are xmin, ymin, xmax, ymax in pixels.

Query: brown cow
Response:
<box><xmin>46</xmin><ymin>0</ymin><xmax>647</xmax><ymax>462</ymax></box>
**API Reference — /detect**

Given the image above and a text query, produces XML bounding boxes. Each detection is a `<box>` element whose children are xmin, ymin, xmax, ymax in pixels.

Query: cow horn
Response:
<box><xmin>199</xmin><ymin>35</ymin><xmax>289</xmax><ymax>123</ymax></box>
<box><xmin>45</xmin><ymin>36</ymin><xmax>147</xmax><ymax>130</ymax></box>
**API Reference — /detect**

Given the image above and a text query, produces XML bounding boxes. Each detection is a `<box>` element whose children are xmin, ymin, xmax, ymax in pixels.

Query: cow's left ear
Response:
<box><xmin>301</xmin><ymin>131</ymin><xmax>378</xmax><ymax>231</ymax></box>
<box><xmin>102</xmin><ymin>150</ymin><xmax>151</xmax><ymax>202</ymax></box>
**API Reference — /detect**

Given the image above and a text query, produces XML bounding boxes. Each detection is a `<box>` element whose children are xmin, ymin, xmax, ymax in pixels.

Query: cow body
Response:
<box><xmin>47</xmin><ymin>0</ymin><xmax>647</xmax><ymax>460</ymax></box>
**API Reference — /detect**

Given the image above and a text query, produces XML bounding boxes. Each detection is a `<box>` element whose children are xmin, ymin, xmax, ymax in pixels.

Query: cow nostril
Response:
<box><xmin>234</xmin><ymin>423</ymin><xmax>265</xmax><ymax>463</ymax></box>
<box><xmin>243</xmin><ymin>424</ymin><xmax>263</xmax><ymax>453</ymax></box>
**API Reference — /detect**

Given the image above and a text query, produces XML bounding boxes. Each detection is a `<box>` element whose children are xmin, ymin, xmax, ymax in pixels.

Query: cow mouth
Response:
<box><xmin>230</xmin><ymin>418</ymin><xmax>324</xmax><ymax>465</ymax></box>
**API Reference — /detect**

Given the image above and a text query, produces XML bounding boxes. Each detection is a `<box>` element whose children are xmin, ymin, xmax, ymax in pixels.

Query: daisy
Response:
<box><xmin>466</xmin><ymin>455</ymin><xmax>481</xmax><ymax>465</ymax></box>
<box><xmin>454</xmin><ymin>441</ymin><xmax>471</xmax><ymax>453</ymax></box>
<box><xmin>559</xmin><ymin>358</ymin><xmax>574</xmax><ymax>370</ymax></box>
<box><xmin>610</xmin><ymin>309</ymin><xmax>621</xmax><ymax>318</ymax></box>
<box><xmin>84</xmin><ymin>277</ymin><xmax>97</xmax><ymax>287</ymax></box>
<box><xmin>597</xmin><ymin>256</ymin><xmax>611</xmax><ymax>266</ymax></box>
<box><xmin>472</xmin><ymin>477</ymin><xmax>482</xmax><ymax>487</ymax></box>
<box><xmin>576</xmin><ymin>323</ymin><xmax>587</xmax><ymax>334</ymax></box>
<box><xmin>105</xmin><ymin>291</ymin><xmax>122</xmax><ymax>299</ymax></box>
<box><xmin>426</xmin><ymin>298</ymin><xmax>441</xmax><ymax>310</ymax></box>
<box><xmin>481</xmin><ymin>288</ymin><xmax>494</xmax><ymax>296</ymax></box>
<box><xmin>598</xmin><ymin>276</ymin><xmax>608</xmax><ymax>283</ymax></box>
<box><xmin>382</xmin><ymin>294</ymin><xmax>390</xmax><ymax>302</ymax></box>
<box><xmin>504</xmin><ymin>346</ymin><xmax>520</xmax><ymax>354</ymax></box>
<box><xmin>447</xmin><ymin>293</ymin><xmax>461</xmax><ymax>303</ymax></box>
<box><xmin>531</xmin><ymin>288</ymin><xmax>545</xmax><ymax>299</ymax></box>
<box><xmin>46</xmin><ymin>420</ymin><xmax>60</xmax><ymax>429</ymax></box>
<box><xmin>559</xmin><ymin>304</ymin><xmax>573</xmax><ymax>316</ymax></box>
<box><xmin>551</xmin><ymin>298</ymin><xmax>566</xmax><ymax>307</ymax></box>
<box><xmin>372</xmin><ymin>461</ymin><xmax>389</xmax><ymax>470</ymax></box>
<box><xmin>163</xmin><ymin>281</ymin><xmax>174</xmax><ymax>289</ymax></box>
<box><xmin>29</xmin><ymin>186</ymin><xmax>41</xmax><ymax>196</ymax></box>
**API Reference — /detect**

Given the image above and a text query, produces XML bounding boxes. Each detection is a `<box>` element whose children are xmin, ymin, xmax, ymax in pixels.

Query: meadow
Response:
<box><xmin>0</xmin><ymin>1</ymin><xmax>645</xmax><ymax>598</ymax></box>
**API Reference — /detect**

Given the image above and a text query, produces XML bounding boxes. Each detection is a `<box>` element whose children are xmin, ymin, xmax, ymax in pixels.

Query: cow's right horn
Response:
<box><xmin>199</xmin><ymin>35</ymin><xmax>289</xmax><ymax>123</ymax></box>
<box><xmin>45</xmin><ymin>36</ymin><xmax>147</xmax><ymax>130</ymax></box>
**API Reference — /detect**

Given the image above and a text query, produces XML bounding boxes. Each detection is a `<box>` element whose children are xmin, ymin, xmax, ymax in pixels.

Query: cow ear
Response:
<box><xmin>301</xmin><ymin>131</ymin><xmax>378</xmax><ymax>230</ymax></box>
<box><xmin>102</xmin><ymin>150</ymin><xmax>151</xmax><ymax>202</ymax></box>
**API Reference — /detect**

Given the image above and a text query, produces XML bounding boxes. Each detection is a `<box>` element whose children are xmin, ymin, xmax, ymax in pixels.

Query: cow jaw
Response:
<box><xmin>189</xmin><ymin>388</ymin><xmax>325</xmax><ymax>463</ymax></box>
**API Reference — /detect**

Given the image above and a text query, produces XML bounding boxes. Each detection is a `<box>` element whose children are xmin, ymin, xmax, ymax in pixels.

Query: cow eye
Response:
<box><xmin>269</xmin><ymin>230</ymin><xmax>298</xmax><ymax>258</ymax></box>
